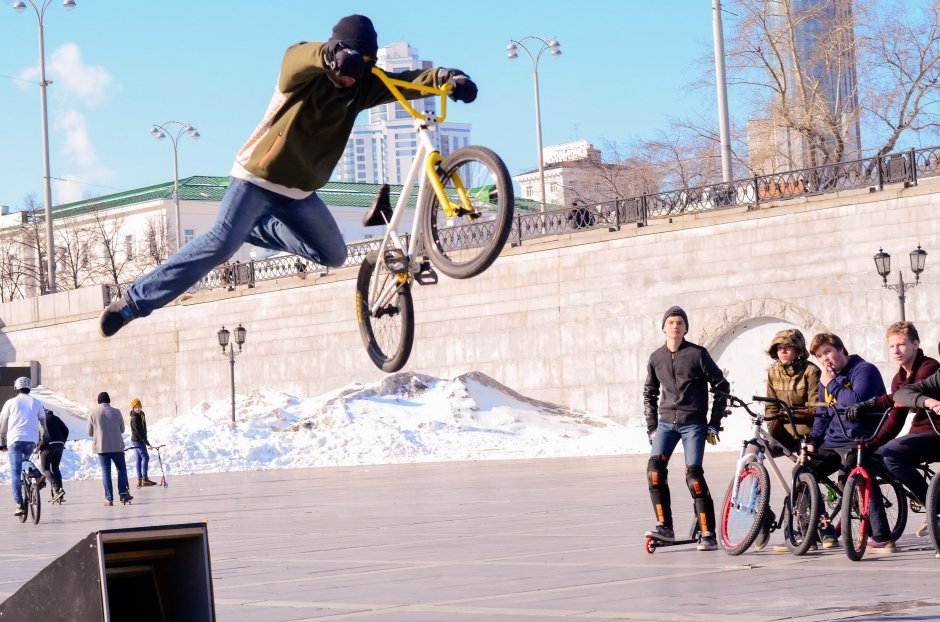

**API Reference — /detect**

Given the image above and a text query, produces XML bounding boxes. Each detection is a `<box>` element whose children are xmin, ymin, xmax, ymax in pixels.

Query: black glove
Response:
<box><xmin>437</xmin><ymin>68</ymin><xmax>477</xmax><ymax>103</ymax></box>
<box><xmin>324</xmin><ymin>41</ymin><xmax>366</xmax><ymax>80</ymax></box>
<box><xmin>647</xmin><ymin>426</ymin><xmax>656</xmax><ymax>446</ymax></box>
<box><xmin>845</xmin><ymin>398</ymin><xmax>878</xmax><ymax>423</ymax></box>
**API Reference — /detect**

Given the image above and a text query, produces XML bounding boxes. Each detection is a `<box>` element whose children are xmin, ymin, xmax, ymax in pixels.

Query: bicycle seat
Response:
<box><xmin>363</xmin><ymin>184</ymin><xmax>393</xmax><ymax>227</ymax></box>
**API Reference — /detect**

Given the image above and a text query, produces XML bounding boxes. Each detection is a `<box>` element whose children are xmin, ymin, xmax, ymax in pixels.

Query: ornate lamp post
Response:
<box><xmin>873</xmin><ymin>246</ymin><xmax>928</xmax><ymax>321</ymax></box>
<box><xmin>217</xmin><ymin>324</ymin><xmax>247</xmax><ymax>424</ymax></box>
<box><xmin>507</xmin><ymin>35</ymin><xmax>561</xmax><ymax>212</ymax></box>
<box><xmin>11</xmin><ymin>0</ymin><xmax>77</xmax><ymax>294</ymax></box>
<box><xmin>150</xmin><ymin>121</ymin><xmax>200</xmax><ymax>252</ymax></box>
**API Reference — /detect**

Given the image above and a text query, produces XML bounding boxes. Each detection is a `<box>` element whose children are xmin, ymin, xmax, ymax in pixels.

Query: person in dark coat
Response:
<box><xmin>643</xmin><ymin>306</ymin><xmax>730</xmax><ymax>551</ymax></box>
<box><xmin>129</xmin><ymin>398</ymin><xmax>156</xmax><ymax>487</ymax></box>
<box><xmin>39</xmin><ymin>409</ymin><xmax>69</xmax><ymax>502</ymax></box>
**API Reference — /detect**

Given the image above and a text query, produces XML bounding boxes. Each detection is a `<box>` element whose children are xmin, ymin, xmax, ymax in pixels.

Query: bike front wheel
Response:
<box><xmin>785</xmin><ymin>470</ymin><xmax>821</xmax><ymax>555</ymax></box>
<box><xmin>719</xmin><ymin>462</ymin><xmax>770</xmax><ymax>556</ymax></box>
<box><xmin>878</xmin><ymin>477</ymin><xmax>907</xmax><ymax>542</ymax></box>
<box><xmin>355</xmin><ymin>251</ymin><xmax>415</xmax><ymax>372</ymax></box>
<box><xmin>842</xmin><ymin>473</ymin><xmax>869</xmax><ymax>561</ymax></box>
<box><xmin>419</xmin><ymin>145</ymin><xmax>514</xmax><ymax>279</ymax></box>
<box><xmin>927</xmin><ymin>471</ymin><xmax>940</xmax><ymax>557</ymax></box>
<box><xmin>29</xmin><ymin>480</ymin><xmax>41</xmax><ymax>524</ymax></box>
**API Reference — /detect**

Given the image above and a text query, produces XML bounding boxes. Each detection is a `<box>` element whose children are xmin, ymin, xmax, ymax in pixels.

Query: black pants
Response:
<box><xmin>40</xmin><ymin>444</ymin><xmax>64</xmax><ymax>491</ymax></box>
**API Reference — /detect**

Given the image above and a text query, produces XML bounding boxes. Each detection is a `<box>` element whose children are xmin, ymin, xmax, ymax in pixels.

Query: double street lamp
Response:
<box><xmin>873</xmin><ymin>246</ymin><xmax>928</xmax><ymax>321</ymax></box>
<box><xmin>150</xmin><ymin>121</ymin><xmax>200</xmax><ymax>252</ymax></box>
<box><xmin>217</xmin><ymin>324</ymin><xmax>247</xmax><ymax>424</ymax></box>
<box><xmin>11</xmin><ymin>0</ymin><xmax>77</xmax><ymax>294</ymax></box>
<box><xmin>507</xmin><ymin>35</ymin><xmax>561</xmax><ymax>212</ymax></box>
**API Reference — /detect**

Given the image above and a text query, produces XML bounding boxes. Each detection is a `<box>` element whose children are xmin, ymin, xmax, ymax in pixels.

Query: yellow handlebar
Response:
<box><xmin>370</xmin><ymin>66</ymin><xmax>449</xmax><ymax>123</ymax></box>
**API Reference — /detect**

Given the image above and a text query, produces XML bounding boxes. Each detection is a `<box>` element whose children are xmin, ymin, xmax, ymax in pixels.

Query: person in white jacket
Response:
<box><xmin>0</xmin><ymin>377</ymin><xmax>46</xmax><ymax>516</ymax></box>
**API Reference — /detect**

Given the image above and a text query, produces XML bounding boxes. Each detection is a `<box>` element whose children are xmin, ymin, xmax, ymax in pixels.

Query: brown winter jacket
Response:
<box><xmin>763</xmin><ymin>329</ymin><xmax>821</xmax><ymax>449</ymax></box>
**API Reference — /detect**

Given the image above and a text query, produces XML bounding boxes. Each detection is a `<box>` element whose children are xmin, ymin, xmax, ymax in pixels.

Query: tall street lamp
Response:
<box><xmin>150</xmin><ymin>121</ymin><xmax>200</xmax><ymax>252</ymax></box>
<box><xmin>873</xmin><ymin>246</ymin><xmax>928</xmax><ymax>321</ymax></box>
<box><xmin>507</xmin><ymin>35</ymin><xmax>561</xmax><ymax>212</ymax></box>
<box><xmin>217</xmin><ymin>324</ymin><xmax>247</xmax><ymax>425</ymax></box>
<box><xmin>11</xmin><ymin>0</ymin><xmax>77</xmax><ymax>294</ymax></box>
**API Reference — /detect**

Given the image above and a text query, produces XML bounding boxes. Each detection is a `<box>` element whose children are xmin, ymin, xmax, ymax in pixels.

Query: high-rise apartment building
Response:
<box><xmin>334</xmin><ymin>42</ymin><xmax>472</xmax><ymax>184</ymax></box>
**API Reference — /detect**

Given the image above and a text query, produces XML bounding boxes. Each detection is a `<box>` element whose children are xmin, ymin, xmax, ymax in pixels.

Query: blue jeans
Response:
<box><xmin>8</xmin><ymin>441</ymin><xmax>36</xmax><ymax>505</ymax></box>
<box><xmin>650</xmin><ymin>421</ymin><xmax>707</xmax><ymax>468</ymax></box>
<box><xmin>98</xmin><ymin>452</ymin><xmax>129</xmax><ymax>502</ymax></box>
<box><xmin>127</xmin><ymin>178</ymin><xmax>348</xmax><ymax>317</ymax></box>
<box><xmin>133</xmin><ymin>441</ymin><xmax>150</xmax><ymax>479</ymax></box>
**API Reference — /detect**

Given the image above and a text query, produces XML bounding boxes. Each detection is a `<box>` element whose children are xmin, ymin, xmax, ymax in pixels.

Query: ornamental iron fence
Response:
<box><xmin>105</xmin><ymin>143</ymin><xmax>934</xmax><ymax>304</ymax></box>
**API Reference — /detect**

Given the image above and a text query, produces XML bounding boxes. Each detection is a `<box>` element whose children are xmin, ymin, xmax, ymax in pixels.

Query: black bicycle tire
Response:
<box><xmin>879</xmin><ymin>477</ymin><xmax>908</xmax><ymax>542</ymax></box>
<box><xmin>18</xmin><ymin>476</ymin><xmax>28</xmax><ymax>524</ymax></box>
<box><xmin>786</xmin><ymin>470</ymin><xmax>821</xmax><ymax>555</ymax></box>
<box><xmin>30</xmin><ymin>480</ymin><xmax>40</xmax><ymax>524</ymax></box>
<box><xmin>927</xmin><ymin>472</ymin><xmax>940</xmax><ymax>556</ymax></box>
<box><xmin>419</xmin><ymin>145</ymin><xmax>514</xmax><ymax>279</ymax></box>
<box><xmin>719</xmin><ymin>462</ymin><xmax>770</xmax><ymax>556</ymax></box>
<box><xmin>355</xmin><ymin>251</ymin><xmax>414</xmax><ymax>372</ymax></box>
<box><xmin>842</xmin><ymin>474</ymin><xmax>868</xmax><ymax>561</ymax></box>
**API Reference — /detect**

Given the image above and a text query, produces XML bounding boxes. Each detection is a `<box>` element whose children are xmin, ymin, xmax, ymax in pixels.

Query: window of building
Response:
<box><xmin>124</xmin><ymin>234</ymin><xmax>134</xmax><ymax>258</ymax></box>
<box><xmin>184</xmin><ymin>228</ymin><xmax>195</xmax><ymax>245</ymax></box>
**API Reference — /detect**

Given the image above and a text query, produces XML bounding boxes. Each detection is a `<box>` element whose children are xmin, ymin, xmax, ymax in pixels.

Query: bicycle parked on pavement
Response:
<box><xmin>355</xmin><ymin>66</ymin><xmax>514</xmax><ymax>372</ymax></box>
<box><xmin>835</xmin><ymin>406</ymin><xmax>938</xmax><ymax>560</ymax></box>
<box><xmin>718</xmin><ymin>393</ymin><xmax>832</xmax><ymax>556</ymax></box>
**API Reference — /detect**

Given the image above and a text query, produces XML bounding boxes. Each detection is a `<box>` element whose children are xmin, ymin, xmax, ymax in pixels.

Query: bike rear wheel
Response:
<box><xmin>18</xmin><ymin>477</ymin><xmax>28</xmax><ymax>524</ymax></box>
<box><xmin>29</xmin><ymin>481</ymin><xmax>40</xmax><ymax>524</ymax></box>
<box><xmin>786</xmin><ymin>470</ymin><xmax>821</xmax><ymax>555</ymax></box>
<box><xmin>419</xmin><ymin>145</ymin><xmax>514</xmax><ymax>279</ymax></box>
<box><xmin>842</xmin><ymin>473</ymin><xmax>869</xmax><ymax>561</ymax></box>
<box><xmin>927</xmin><ymin>472</ymin><xmax>940</xmax><ymax>557</ymax></box>
<box><xmin>719</xmin><ymin>462</ymin><xmax>770</xmax><ymax>556</ymax></box>
<box><xmin>355</xmin><ymin>251</ymin><xmax>414</xmax><ymax>372</ymax></box>
<box><xmin>878</xmin><ymin>477</ymin><xmax>907</xmax><ymax>542</ymax></box>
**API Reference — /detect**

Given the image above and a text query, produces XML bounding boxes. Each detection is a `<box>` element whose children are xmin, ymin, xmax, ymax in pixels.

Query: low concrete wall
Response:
<box><xmin>1</xmin><ymin>179</ymin><xmax>938</xmax><ymax>424</ymax></box>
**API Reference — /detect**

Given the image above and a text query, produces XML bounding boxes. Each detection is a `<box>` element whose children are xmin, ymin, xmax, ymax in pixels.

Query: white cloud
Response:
<box><xmin>54</xmin><ymin>166</ymin><xmax>116</xmax><ymax>204</ymax></box>
<box><xmin>16</xmin><ymin>43</ymin><xmax>116</xmax><ymax>106</ymax></box>
<box><xmin>59</xmin><ymin>109</ymin><xmax>95</xmax><ymax>166</ymax></box>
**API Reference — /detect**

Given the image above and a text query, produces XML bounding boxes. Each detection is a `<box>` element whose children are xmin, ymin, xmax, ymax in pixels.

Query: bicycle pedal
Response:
<box><xmin>414</xmin><ymin>260</ymin><xmax>438</xmax><ymax>285</ymax></box>
<box><xmin>382</xmin><ymin>249</ymin><xmax>409</xmax><ymax>274</ymax></box>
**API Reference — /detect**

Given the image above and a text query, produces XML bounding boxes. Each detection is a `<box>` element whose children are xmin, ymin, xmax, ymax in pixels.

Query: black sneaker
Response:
<box><xmin>697</xmin><ymin>531</ymin><xmax>719</xmax><ymax>551</ymax></box>
<box><xmin>120</xmin><ymin>493</ymin><xmax>134</xmax><ymax>504</ymax></box>
<box><xmin>99</xmin><ymin>298</ymin><xmax>136</xmax><ymax>337</ymax></box>
<box><xmin>644</xmin><ymin>523</ymin><xmax>675</xmax><ymax>541</ymax></box>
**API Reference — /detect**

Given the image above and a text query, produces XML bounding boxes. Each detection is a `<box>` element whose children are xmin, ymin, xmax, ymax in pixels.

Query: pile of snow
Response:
<box><xmin>4</xmin><ymin>372</ymin><xmax>650</xmax><ymax>483</ymax></box>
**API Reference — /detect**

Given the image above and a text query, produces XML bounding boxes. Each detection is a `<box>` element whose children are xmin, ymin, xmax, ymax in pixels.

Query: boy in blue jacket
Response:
<box><xmin>805</xmin><ymin>332</ymin><xmax>886</xmax><ymax>547</ymax></box>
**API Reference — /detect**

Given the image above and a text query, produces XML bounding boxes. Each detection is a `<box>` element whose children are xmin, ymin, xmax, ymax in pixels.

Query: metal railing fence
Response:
<box><xmin>106</xmin><ymin>143</ymin><xmax>938</xmax><ymax>303</ymax></box>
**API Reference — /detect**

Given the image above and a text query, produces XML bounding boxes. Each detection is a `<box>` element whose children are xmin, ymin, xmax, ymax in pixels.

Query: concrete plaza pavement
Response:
<box><xmin>2</xmin><ymin>452</ymin><xmax>940</xmax><ymax>621</ymax></box>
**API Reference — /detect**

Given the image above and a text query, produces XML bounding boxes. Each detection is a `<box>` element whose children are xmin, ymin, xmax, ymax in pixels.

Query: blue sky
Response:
<box><xmin>1</xmin><ymin>1</ymin><xmax>719</xmax><ymax>208</ymax></box>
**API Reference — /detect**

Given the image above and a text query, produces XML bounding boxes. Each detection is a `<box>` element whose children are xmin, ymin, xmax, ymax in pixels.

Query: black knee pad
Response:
<box><xmin>685</xmin><ymin>465</ymin><xmax>710</xmax><ymax>499</ymax></box>
<box><xmin>648</xmin><ymin>456</ymin><xmax>668</xmax><ymax>490</ymax></box>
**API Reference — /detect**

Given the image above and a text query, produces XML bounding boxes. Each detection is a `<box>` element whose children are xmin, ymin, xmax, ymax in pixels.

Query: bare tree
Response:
<box><xmin>89</xmin><ymin>211</ymin><xmax>136</xmax><ymax>287</ymax></box>
<box><xmin>858</xmin><ymin>0</ymin><xmax>940</xmax><ymax>156</ymax></box>
<box><xmin>54</xmin><ymin>218</ymin><xmax>98</xmax><ymax>291</ymax></box>
<box><xmin>14</xmin><ymin>195</ymin><xmax>48</xmax><ymax>296</ymax></box>
<box><xmin>717</xmin><ymin>0</ymin><xmax>940</xmax><ymax>172</ymax></box>
<box><xmin>0</xmin><ymin>235</ymin><xmax>30</xmax><ymax>302</ymax></box>
<box><xmin>143</xmin><ymin>213</ymin><xmax>169</xmax><ymax>268</ymax></box>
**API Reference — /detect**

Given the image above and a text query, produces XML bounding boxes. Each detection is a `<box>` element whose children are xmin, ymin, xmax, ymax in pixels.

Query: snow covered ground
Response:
<box><xmin>5</xmin><ymin>371</ymin><xmax>693</xmax><ymax>484</ymax></box>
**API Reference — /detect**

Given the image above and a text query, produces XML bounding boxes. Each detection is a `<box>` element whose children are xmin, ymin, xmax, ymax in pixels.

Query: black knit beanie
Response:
<box><xmin>661</xmin><ymin>306</ymin><xmax>689</xmax><ymax>330</ymax></box>
<box><xmin>97</xmin><ymin>391</ymin><xmax>111</xmax><ymax>404</ymax></box>
<box><xmin>330</xmin><ymin>15</ymin><xmax>378</xmax><ymax>58</ymax></box>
